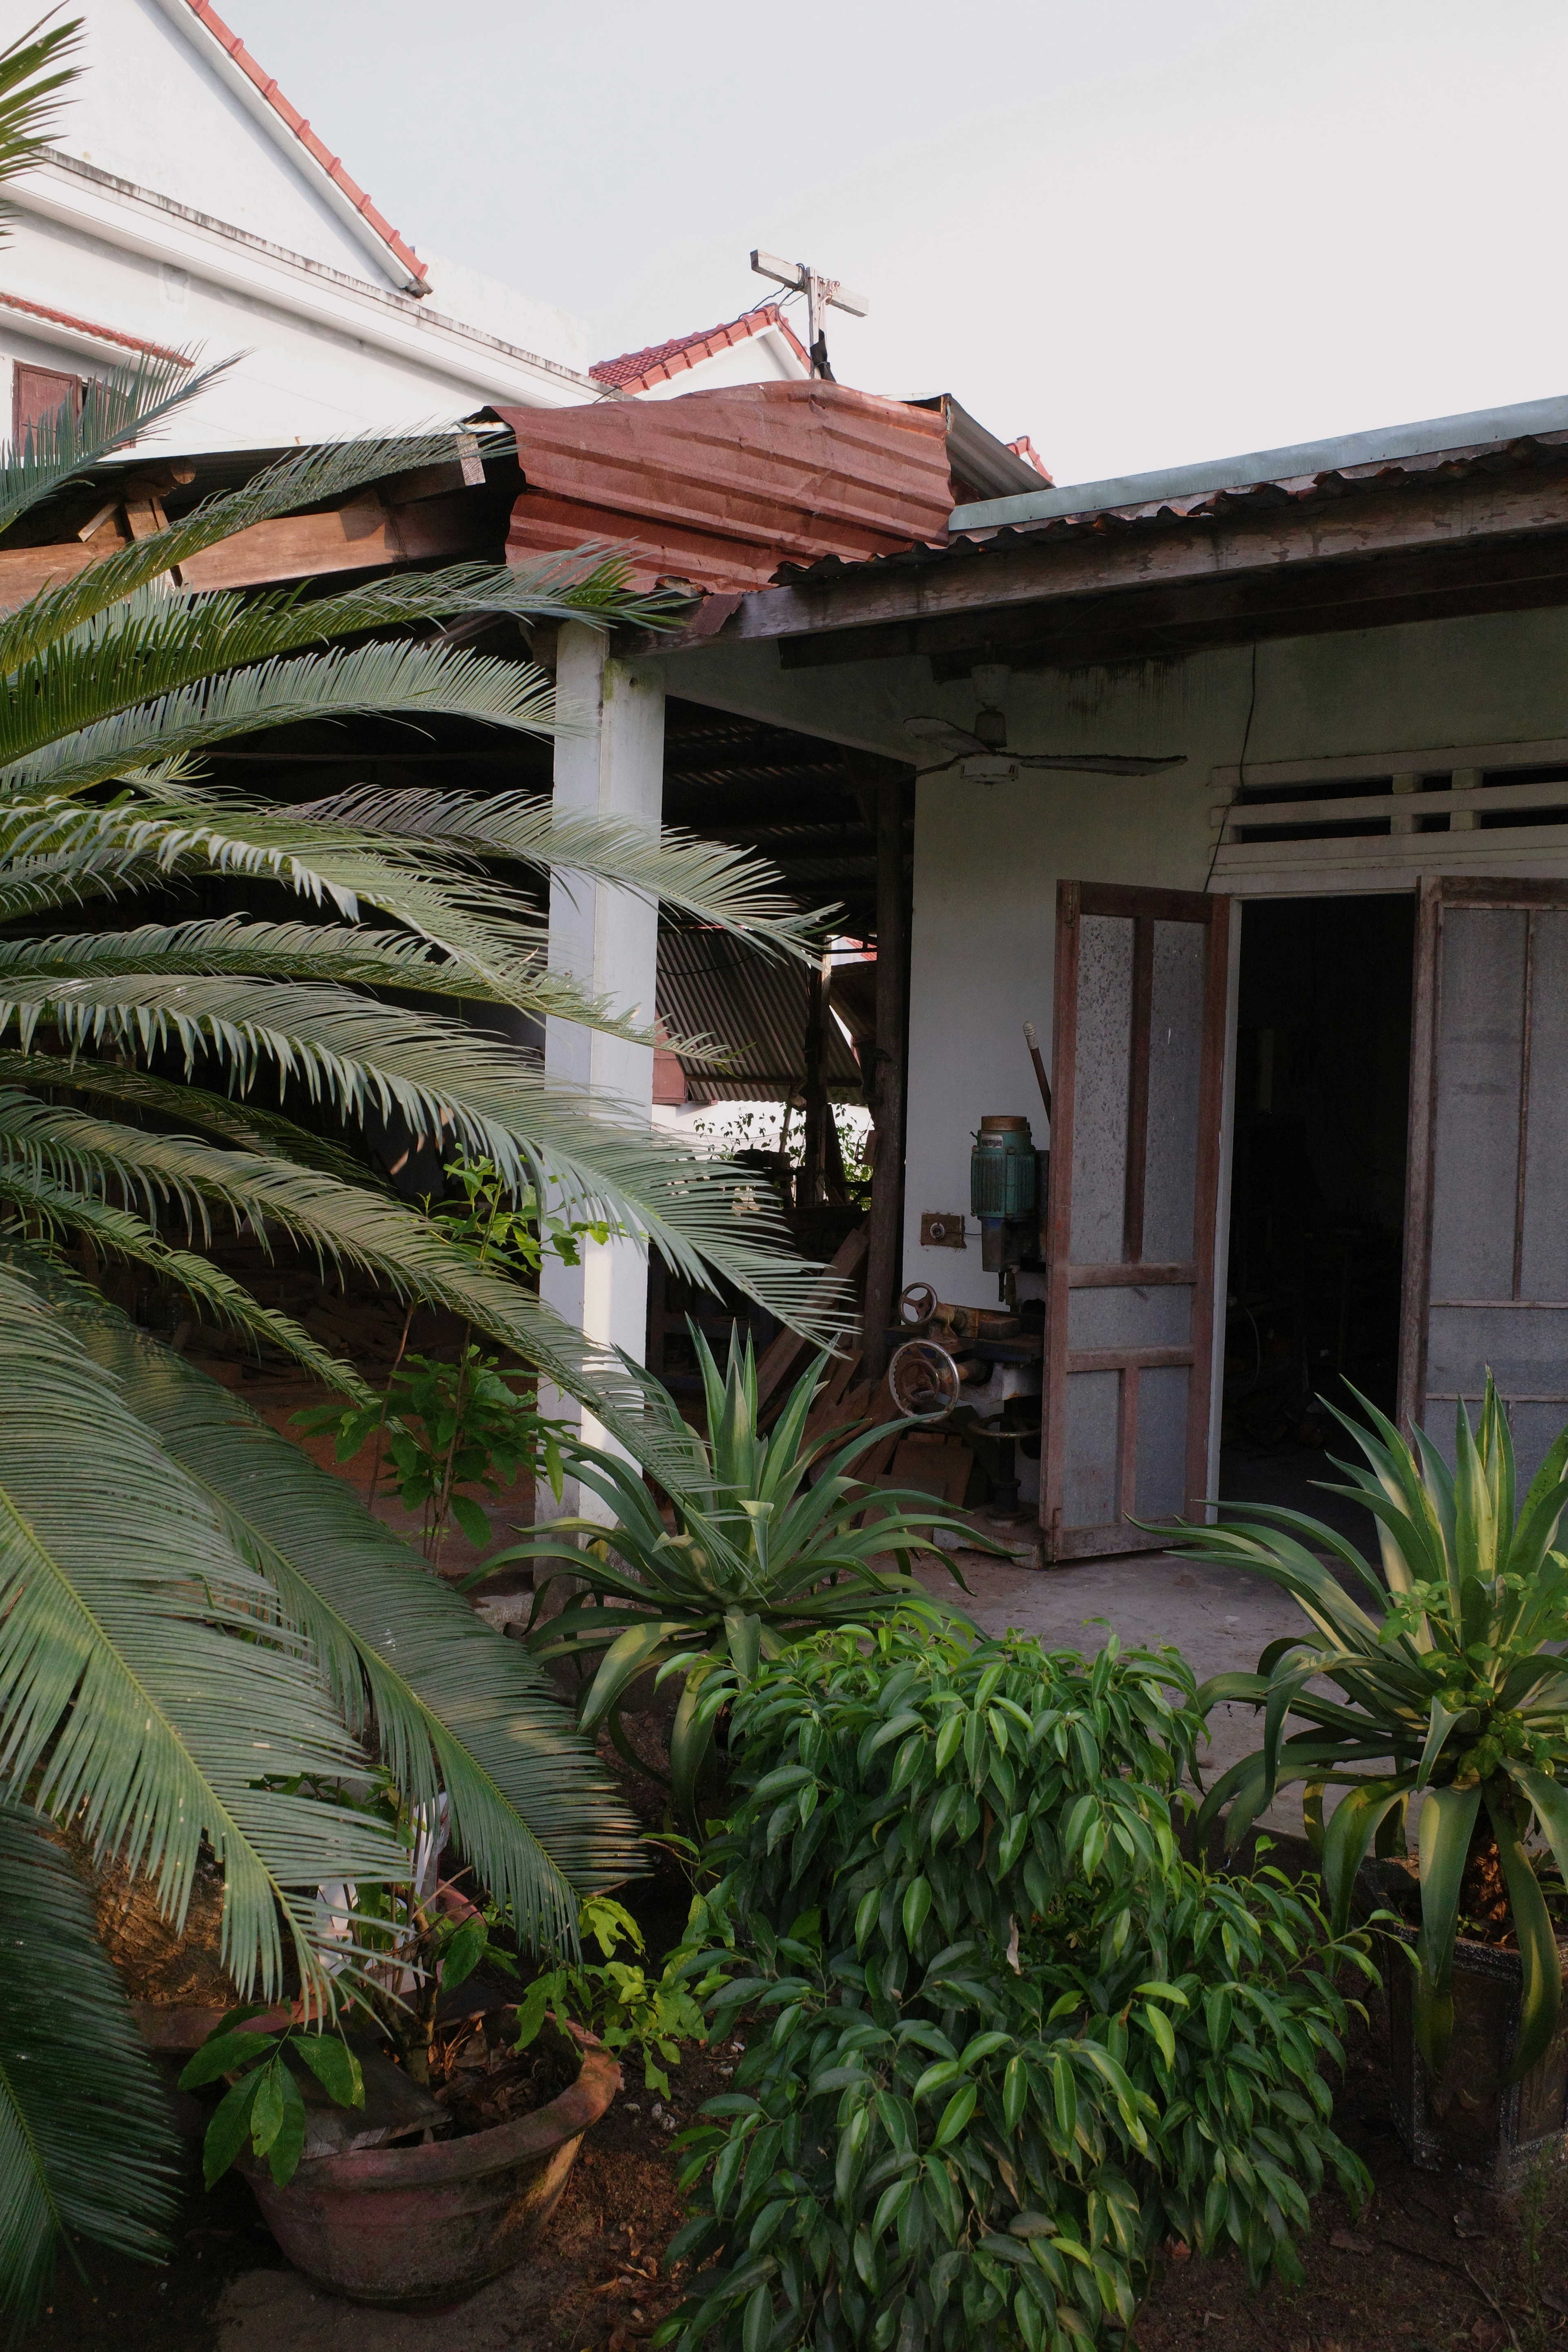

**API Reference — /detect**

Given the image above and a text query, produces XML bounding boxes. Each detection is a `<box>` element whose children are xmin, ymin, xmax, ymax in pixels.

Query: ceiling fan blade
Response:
<box><xmin>1014</xmin><ymin>753</ymin><xmax>1187</xmax><ymax>775</ymax></box>
<box><xmin>904</xmin><ymin>715</ymin><xmax>987</xmax><ymax>757</ymax></box>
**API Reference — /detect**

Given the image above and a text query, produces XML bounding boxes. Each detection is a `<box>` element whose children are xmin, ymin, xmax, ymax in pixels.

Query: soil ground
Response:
<box><xmin>19</xmin><ymin>1989</ymin><xmax>1568</xmax><ymax>2352</ymax></box>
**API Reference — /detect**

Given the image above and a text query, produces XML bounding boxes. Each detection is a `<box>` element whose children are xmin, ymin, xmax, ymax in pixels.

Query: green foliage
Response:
<box><xmin>514</xmin><ymin>1895</ymin><xmax>708</xmax><ymax>2099</ymax></box>
<box><xmin>1168</xmin><ymin>1376</ymin><xmax>1568</xmax><ymax>2084</ymax></box>
<box><xmin>656</xmin><ymin>1620</ymin><xmax>1372</xmax><ymax>2352</ymax></box>
<box><xmin>0</xmin><ymin>1799</ymin><xmax>180</xmax><ymax>2334</ymax></box>
<box><xmin>294</xmin><ymin>1155</ymin><xmax>611</xmax><ymax>1553</ymax></box>
<box><xmin>499</xmin><ymin>1327</ymin><xmax>990</xmax><ymax>1816</ymax></box>
<box><xmin>180</xmin><ymin>2011</ymin><xmax>365</xmax><ymax>2191</ymax></box>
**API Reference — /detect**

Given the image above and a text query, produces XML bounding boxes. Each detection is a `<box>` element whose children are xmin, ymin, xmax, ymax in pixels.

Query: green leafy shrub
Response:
<box><xmin>659</xmin><ymin>1622</ymin><xmax>1373</xmax><ymax>2352</ymax></box>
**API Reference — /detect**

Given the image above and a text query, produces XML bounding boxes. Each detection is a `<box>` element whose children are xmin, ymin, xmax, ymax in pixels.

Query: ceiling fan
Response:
<box><xmin>904</xmin><ymin>666</ymin><xmax>1186</xmax><ymax>782</ymax></box>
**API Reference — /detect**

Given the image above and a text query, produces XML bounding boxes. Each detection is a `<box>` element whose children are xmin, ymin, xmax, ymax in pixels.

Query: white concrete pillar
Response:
<box><xmin>538</xmin><ymin>621</ymin><xmax>665</xmax><ymax>1515</ymax></box>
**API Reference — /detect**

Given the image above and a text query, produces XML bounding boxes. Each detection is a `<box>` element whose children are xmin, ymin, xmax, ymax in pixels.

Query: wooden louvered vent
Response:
<box><xmin>1208</xmin><ymin>734</ymin><xmax>1568</xmax><ymax>894</ymax></box>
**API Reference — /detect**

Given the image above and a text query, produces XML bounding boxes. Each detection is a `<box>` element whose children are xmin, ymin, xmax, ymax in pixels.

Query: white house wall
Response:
<box><xmin>664</xmin><ymin>599</ymin><xmax>1568</xmax><ymax>1314</ymax></box>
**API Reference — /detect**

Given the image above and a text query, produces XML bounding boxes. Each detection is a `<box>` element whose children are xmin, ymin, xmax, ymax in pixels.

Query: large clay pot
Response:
<box><xmin>1383</xmin><ymin>1923</ymin><xmax>1568</xmax><ymax>2189</ymax></box>
<box><xmin>241</xmin><ymin>2031</ymin><xmax>620</xmax><ymax>2307</ymax></box>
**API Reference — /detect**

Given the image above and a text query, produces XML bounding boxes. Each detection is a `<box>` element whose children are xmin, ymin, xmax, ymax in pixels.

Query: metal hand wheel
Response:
<box><xmin>888</xmin><ymin>1338</ymin><xmax>962</xmax><ymax>1419</ymax></box>
<box><xmin>898</xmin><ymin>1281</ymin><xmax>937</xmax><ymax>1330</ymax></box>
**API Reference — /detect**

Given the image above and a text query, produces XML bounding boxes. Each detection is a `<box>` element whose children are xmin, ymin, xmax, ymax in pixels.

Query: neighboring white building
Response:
<box><xmin>0</xmin><ymin>1</ymin><xmax>833</xmax><ymax>455</ymax></box>
<box><xmin>0</xmin><ymin>0</ymin><xmax>612</xmax><ymax>449</ymax></box>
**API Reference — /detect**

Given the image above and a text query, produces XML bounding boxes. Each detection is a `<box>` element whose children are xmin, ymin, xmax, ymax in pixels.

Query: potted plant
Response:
<box><xmin>181</xmin><ymin>1855</ymin><xmax>704</xmax><ymax>2310</ymax></box>
<box><xmin>1168</xmin><ymin>1379</ymin><xmax>1568</xmax><ymax>2185</ymax></box>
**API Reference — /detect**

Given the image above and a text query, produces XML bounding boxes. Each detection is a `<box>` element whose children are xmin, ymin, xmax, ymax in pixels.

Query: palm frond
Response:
<box><xmin>0</xmin><ymin>351</ymin><xmax>238</xmax><ymax>541</ymax></box>
<box><xmin>39</xmin><ymin>1276</ymin><xmax>640</xmax><ymax>1946</ymax></box>
<box><xmin>299</xmin><ymin>784</ymin><xmax>826</xmax><ymax>953</ymax></box>
<box><xmin>0</xmin><ymin>1170</ymin><xmax>374</xmax><ymax>1400</ymax></box>
<box><xmin>0</xmin><ymin>1797</ymin><xmax>179</xmax><ymax>2333</ymax></box>
<box><xmin>0</xmin><ymin>1014</ymin><xmax>850</xmax><ymax>1342</ymax></box>
<box><xmin>0</xmin><ymin>428</ymin><xmax>526</xmax><ymax>663</ymax></box>
<box><xmin>1</xmin><ymin>638</ymin><xmax>560</xmax><ymax>796</ymax></box>
<box><xmin>0</xmin><ymin>1045</ymin><xmax>389</xmax><ymax>1185</ymax></box>
<box><xmin>0</xmin><ymin>13</ymin><xmax>82</xmax><ymax>214</ymax></box>
<box><xmin>0</xmin><ymin>1251</ymin><xmax>411</xmax><ymax>1997</ymax></box>
<box><xmin>0</xmin><ymin>1096</ymin><xmax>726</xmax><ymax>1476</ymax></box>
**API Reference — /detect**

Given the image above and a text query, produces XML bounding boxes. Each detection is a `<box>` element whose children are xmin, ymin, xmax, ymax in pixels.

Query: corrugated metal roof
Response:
<box><xmin>500</xmin><ymin>379</ymin><xmax>953</xmax><ymax>596</ymax></box>
<box><xmin>657</xmin><ymin>930</ymin><xmax>867</xmax><ymax>1105</ymax></box>
<box><xmin>772</xmin><ymin>417</ymin><xmax>1568</xmax><ymax>589</ymax></box>
<box><xmin>949</xmin><ymin>392</ymin><xmax>1568</xmax><ymax>533</ymax></box>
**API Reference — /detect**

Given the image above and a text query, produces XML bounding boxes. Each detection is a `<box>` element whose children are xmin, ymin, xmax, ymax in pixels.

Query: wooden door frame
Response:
<box><xmin>1041</xmin><ymin>880</ymin><xmax>1232</xmax><ymax>1559</ymax></box>
<box><xmin>1396</xmin><ymin>874</ymin><xmax>1568</xmax><ymax>1437</ymax></box>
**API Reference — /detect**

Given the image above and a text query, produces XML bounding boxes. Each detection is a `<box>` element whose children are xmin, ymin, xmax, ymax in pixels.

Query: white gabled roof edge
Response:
<box><xmin>148</xmin><ymin>0</ymin><xmax>427</xmax><ymax>294</ymax></box>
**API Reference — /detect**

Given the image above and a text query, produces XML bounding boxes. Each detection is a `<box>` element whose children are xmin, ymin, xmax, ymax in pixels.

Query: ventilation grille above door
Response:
<box><xmin>1208</xmin><ymin>735</ymin><xmax>1568</xmax><ymax>894</ymax></box>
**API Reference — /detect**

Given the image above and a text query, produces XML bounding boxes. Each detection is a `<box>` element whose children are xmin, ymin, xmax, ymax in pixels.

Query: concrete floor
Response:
<box><xmin>925</xmin><ymin>1545</ymin><xmax>1315</xmax><ymax>1838</ymax></box>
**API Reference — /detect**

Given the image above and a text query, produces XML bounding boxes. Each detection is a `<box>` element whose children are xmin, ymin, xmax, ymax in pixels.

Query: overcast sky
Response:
<box><xmin>236</xmin><ymin>0</ymin><xmax>1568</xmax><ymax>490</ymax></box>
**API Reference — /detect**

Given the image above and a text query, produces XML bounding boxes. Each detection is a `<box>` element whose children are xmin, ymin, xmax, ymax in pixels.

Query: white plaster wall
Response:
<box><xmin>0</xmin><ymin>208</ymin><xmax>589</xmax><ymax>449</ymax></box>
<box><xmin>664</xmin><ymin>599</ymin><xmax>1568</xmax><ymax>1312</ymax></box>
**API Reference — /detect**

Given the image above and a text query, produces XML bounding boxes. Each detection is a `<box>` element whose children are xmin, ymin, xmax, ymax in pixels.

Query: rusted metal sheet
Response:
<box><xmin>657</xmin><ymin>929</ymin><xmax>866</xmax><ymax>1103</ymax></box>
<box><xmin>496</xmin><ymin>381</ymin><xmax>953</xmax><ymax>594</ymax></box>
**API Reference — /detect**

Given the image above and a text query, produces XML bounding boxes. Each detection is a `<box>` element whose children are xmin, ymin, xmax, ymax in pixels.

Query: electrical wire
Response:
<box><xmin>1205</xmin><ymin>639</ymin><xmax>1258</xmax><ymax>895</ymax></box>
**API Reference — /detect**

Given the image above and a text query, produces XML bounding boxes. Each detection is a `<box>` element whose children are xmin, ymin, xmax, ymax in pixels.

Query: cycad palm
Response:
<box><xmin>0</xmin><ymin>15</ymin><xmax>837</xmax><ymax>2324</ymax></box>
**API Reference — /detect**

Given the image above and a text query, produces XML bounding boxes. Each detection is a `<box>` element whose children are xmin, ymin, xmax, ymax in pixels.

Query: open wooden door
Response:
<box><xmin>1399</xmin><ymin>878</ymin><xmax>1568</xmax><ymax>1482</ymax></box>
<box><xmin>1040</xmin><ymin>882</ymin><xmax>1231</xmax><ymax>1561</ymax></box>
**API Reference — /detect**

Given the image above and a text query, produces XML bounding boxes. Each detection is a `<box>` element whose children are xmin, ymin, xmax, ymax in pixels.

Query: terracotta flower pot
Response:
<box><xmin>1382</xmin><ymin>1923</ymin><xmax>1568</xmax><ymax>2189</ymax></box>
<box><xmin>241</xmin><ymin>2029</ymin><xmax>620</xmax><ymax>2307</ymax></box>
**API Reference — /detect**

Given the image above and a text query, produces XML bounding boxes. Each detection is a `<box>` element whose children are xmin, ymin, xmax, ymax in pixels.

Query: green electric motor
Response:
<box><xmin>971</xmin><ymin>1114</ymin><xmax>1036</xmax><ymax>1272</ymax></box>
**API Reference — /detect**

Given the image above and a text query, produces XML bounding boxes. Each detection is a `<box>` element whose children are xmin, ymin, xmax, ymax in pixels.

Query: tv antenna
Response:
<box><xmin>750</xmin><ymin>249</ymin><xmax>869</xmax><ymax>381</ymax></box>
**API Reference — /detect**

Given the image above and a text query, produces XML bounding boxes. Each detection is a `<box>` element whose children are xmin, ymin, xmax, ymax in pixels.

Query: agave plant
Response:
<box><xmin>1170</xmin><ymin>1380</ymin><xmax>1568</xmax><ymax>2087</ymax></box>
<box><xmin>0</xmin><ymin>16</ymin><xmax>851</xmax><ymax>2321</ymax></box>
<box><xmin>499</xmin><ymin>1328</ymin><xmax>982</xmax><ymax>1817</ymax></box>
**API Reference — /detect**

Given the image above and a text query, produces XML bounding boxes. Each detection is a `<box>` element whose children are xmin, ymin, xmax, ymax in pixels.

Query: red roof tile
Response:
<box><xmin>177</xmin><ymin>2</ymin><xmax>429</xmax><ymax>288</ymax></box>
<box><xmin>590</xmin><ymin>303</ymin><xmax>811</xmax><ymax>394</ymax></box>
<box><xmin>0</xmin><ymin>288</ymin><xmax>192</xmax><ymax>364</ymax></box>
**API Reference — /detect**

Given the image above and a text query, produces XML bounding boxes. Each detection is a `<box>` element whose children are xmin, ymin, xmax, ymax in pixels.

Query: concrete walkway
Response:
<box><xmin>926</xmin><ymin>1546</ymin><xmax>1314</xmax><ymax>1838</ymax></box>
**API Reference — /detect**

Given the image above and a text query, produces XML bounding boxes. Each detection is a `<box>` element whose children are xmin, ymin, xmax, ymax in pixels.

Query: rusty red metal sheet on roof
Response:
<box><xmin>495</xmin><ymin>381</ymin><xmax>952</xmax><ymax>595</ymax></box>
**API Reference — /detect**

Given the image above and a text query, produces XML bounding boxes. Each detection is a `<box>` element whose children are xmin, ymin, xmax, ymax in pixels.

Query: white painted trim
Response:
<box><xmin>1206</xmin><ymin>902</ymin><xmax>1243</xmax><ymax>1518</ymax></box>
<box><xmin>11</xmin><ymin>154</ymin><xmax>606</xmax><ymax>409</ymax></box>
<box><xmin>148</xmin><ymin>0</ymin><xmax>419</xmax><ymax>292</ymax></box>
<box><xmin>0</xmin><ymin>303</ymin><xmax>180</xmax><ymax>371</ymax></box>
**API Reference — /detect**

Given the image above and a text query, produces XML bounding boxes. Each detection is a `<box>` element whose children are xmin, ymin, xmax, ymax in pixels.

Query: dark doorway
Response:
<box><xmin>1219</xmin><ymin>893</ymin><xmax>1415</xmax><ymax>1549</ymax></box>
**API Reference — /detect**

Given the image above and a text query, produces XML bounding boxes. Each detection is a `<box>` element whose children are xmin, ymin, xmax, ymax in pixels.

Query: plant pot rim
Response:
<box><xmin>243</xmin><ymin>2020</ymin><xmax>620</xmax><ymax>2193</ymax></box>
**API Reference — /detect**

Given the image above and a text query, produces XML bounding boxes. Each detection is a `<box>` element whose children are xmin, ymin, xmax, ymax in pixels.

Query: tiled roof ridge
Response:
<box><xmin>178</xmin><ymin>1</ymin><xmax>429</xmax><ymax>287</ymax></box>
<box><xmin>590</xmin><ymin>302</ymin><xmax>811</xmax><ymax>392</ymax></box>
<box><xmin>0</xmin><ymin>287</ymin><xmax>192</xmax><ymax>364</ymax></box>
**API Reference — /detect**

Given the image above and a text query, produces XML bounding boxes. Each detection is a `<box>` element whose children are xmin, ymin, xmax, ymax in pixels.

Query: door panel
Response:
<box><xmin>1400</xmin><ymin>879</ymin><xmax>1568</xmax><ymax>1483</ymax></box>
<box><xmin>1041</xmin><ymin>881</ymin><xmax>1231</xmax><ymax>1561</ymax></box>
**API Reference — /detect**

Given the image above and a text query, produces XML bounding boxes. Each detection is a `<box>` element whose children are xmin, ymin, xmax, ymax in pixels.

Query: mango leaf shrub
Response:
<box><xmin>658</xmin><ymin>1622</ymin><xmax>1374</xmax><ymax>2352</ymax></box>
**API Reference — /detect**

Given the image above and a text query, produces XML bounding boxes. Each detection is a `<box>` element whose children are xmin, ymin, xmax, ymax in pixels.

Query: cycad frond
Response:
<box><xmin>0</xmin><ymin>14</ymin><xmax>82</xmax><ymax>205</ymax></box>
<box><xmin>302</xmin><ymin>783</ymin><xmax>829</xmax><ymax>952</ymax></box>
<box><xmin>0</xmin><ymin>352</ymin><xmax>239</xmax><ymax>541</ymax></box>
<box><xmin>0</xmin><ymin>1045</ymin><xmax>388</xmax><ymax>1183</ymax></box>
<box><xmin>1</xmin><ymin>638</ymin><xmax>559</xmax><ymax>795</ymax></box>
<box><xmin>48</xmin><ymin>1290</ymin><xmax>640</xmax><ymax>1944</ymax></box>
<box><xmin>0</xmin><ymin>1252</ymin><xmax>411</xmax><ymax>1998</ymax></box>
<box><xmin>0</xmin><ymin>1171</ymin><xmax>373</xmax><ymax>1399</ymax></box>
<box><xmin>0</xmin><ymin>428</ymin><xmax>521</xmax><ymax>662</ymax></box>
<box><xmin>0</xmin><ymin>1097</ymin><xmax>728</xmax><ymax>1475</ymax></box>
<box><xmin>0</xmin><ymin>1798</ymin><xmax>179</xmax><ymax>2333</ymax></box>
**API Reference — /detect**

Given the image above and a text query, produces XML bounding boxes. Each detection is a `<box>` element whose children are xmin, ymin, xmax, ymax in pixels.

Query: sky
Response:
<box><xmin>234</xmin><ymin>0</ymin><xmax>1568</xmax><ymax>490</ymax></box>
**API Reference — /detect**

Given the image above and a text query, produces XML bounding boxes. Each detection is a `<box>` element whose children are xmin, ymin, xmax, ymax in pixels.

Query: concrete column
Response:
<box><xmin>538</xmin><ymin>622</ymin><xmax>665</xmax><ymax>1514</ymax></box>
